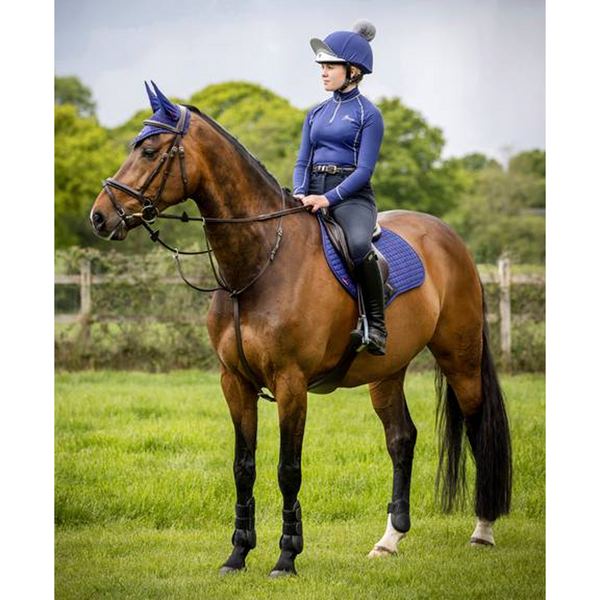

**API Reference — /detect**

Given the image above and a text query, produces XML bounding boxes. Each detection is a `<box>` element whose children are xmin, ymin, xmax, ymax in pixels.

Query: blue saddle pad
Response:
<box><xmin>317</xmin><ymin>214</ymin><xmax>425</xmax><ymax>307</ymax></box>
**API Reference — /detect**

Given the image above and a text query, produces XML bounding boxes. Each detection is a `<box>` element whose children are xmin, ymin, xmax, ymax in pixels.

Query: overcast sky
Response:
<box><xmin>55</xmin><ymin>0</ymin><xmax>545</xmax><ymax>162</ymax></box>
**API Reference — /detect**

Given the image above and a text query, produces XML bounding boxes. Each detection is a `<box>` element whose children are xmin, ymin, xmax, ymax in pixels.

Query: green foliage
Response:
<box><xmin>454</xmin><ymin>152</ymin><xmax>503</xmax><ymax>172</ymax></box>
<box><xmin>55</xmin><ymin>76</ymin><xmax>96</xmax><ymax>117</ymax></box>
<box><xmin>373</xmin><ymin>98</ymin><xmax>467</xmax><ymax>215</ymax></box>
<box><xmin>55</xmin><ymin>246</ymin><xmax>217</xmax><ymax>370</ymax></box>
<box><xmin>55</xmin><ymin>105</ymin><xmax>125</xmax><ymax>247</ymax></box>
<box><xmin>445</xmin><ymin>151</ymin><xmax>546</xmax><ymax>263</ymax></box>
<box><xmin>509</xmin><ymin>149</ymin><xmax>546</xmax><ymax>178</ymax></box>
<box><xmin>55</xmin><ymin>249</ymin><xmax>544</xmax><ymax>373</ymax></box>
<box><xmin>190</xmin><ymin>81</ymin><xmax>305</xmax><ymax>187</ymax></box>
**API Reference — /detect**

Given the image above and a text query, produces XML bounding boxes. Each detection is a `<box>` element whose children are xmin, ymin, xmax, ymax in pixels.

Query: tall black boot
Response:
<box><xmin>350</xmin><ymin>251</ymin><xmax>387</xmax><ymax>355</ymax></box>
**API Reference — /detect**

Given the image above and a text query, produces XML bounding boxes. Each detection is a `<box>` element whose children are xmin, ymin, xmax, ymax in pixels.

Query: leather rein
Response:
<box><xmin>102</xmin><ymin>105</ymin><xmax>310</xmax><ymax>400</ymax></box>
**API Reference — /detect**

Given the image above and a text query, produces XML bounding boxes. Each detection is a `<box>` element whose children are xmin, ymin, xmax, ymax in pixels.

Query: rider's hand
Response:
<box><xmin>301</xmin><ymin>194</ymin><xmax>330</xmax><ymax>213</ymax></box>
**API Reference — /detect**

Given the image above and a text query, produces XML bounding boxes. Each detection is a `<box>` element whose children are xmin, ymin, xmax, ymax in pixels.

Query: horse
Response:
<box><xmin>90</xmin><ymin>82</ymin><xmax>512</xmax><ymax>578</ymax></box>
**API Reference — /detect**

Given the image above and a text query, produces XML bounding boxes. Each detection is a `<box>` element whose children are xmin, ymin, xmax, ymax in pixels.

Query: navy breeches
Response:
<box><xmin>308</xmin><ymin>172</ymin><xmax>377</xmax><ymax>266</ymax></box>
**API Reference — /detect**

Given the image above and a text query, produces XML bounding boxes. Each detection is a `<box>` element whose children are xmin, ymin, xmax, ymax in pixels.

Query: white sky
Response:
<box><xmin>55</xmin><ymin>0</ymin><xmax>545</xmax><ymax>161</ymax></box>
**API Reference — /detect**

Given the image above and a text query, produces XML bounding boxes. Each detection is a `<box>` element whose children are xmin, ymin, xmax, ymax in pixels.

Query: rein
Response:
<box><xmin>150</xmin><ymin>193</ymin><xmax>308</xmax><ymax>296</ymax></box>
<box><xmin>103</xmin><ymin>105</ymin><xmax>311</xmax><ymax>400</ymax></box>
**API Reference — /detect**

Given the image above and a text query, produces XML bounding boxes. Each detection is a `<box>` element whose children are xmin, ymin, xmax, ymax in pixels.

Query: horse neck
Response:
<box><xmin>189</xmin><ymin>126</ymin><xmax>293</xmax><ymax>289</ymax></box>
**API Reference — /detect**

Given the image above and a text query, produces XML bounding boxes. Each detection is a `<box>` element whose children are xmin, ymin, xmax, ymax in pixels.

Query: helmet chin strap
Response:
<box><xmin>336</xmin><ymin>63</ymin><xmax>361</xmax><ymax>93</ymax></box>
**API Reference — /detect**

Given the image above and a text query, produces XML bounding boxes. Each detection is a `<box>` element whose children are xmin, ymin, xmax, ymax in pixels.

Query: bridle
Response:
<box><xmin>100</xmin><ymin>104</ymin><xmax>310</xmax><ymax>400</ymax></box>
<box><xmin>102</xmin><ymin>106</ymin><xmax>190</xmax><ymax>232</ymax></box>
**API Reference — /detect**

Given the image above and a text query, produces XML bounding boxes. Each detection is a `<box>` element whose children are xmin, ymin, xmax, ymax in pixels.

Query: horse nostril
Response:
<box><xmin>92</xmin><ymin>210</ymin><xmax>105</xmax><ymax>230</ymax></box>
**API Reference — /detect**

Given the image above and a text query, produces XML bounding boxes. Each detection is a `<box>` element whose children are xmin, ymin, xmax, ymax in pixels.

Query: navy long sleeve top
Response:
<box><xmin>293</xmin><ymin>86</ymin><xmax>384</xmax><ymax>206</ymax></box>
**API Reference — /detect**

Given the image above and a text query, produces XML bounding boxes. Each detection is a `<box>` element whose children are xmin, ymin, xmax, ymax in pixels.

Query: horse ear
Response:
<box><xmin>144</xmin><ymin>81</ymin><xmax>161</xmax><ymax>113</ymax></box>
<box><xmin>150</xmin><ymin>80</ymin><xmax>180</xmax><ymax>121</ymax></box>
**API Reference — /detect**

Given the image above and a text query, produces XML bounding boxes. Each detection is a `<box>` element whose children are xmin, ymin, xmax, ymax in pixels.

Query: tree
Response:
<box><xmin>509</xmin><ymin>149</ymin><xmax>545</xmax><ymax>179</ymax></box>
<box><xmin>454</xmin><ymin>152</ymin><xmax>502</xmax><ymax>173</ymax></box>
<box><xmin>55</xmin><ymin>105</ymin><xmax>124</xmax><ymax>247</ymax></box>
<box><xmin>189</xmin><ymin>81</ymin><xmax>305</xmax><ymax>188</ymax></box>
<box><xmin>371</xmin><ymin>98</ymin><xmax>467</xmax><ymax>215</ymax></box>
<box><xmin>55</xmin><ymin>76</ymin><xmax>96</xmax><ymax>117</ymax></box>
<box><xmin>444</xmin><ymin>151</ymin><xmax>546</xmax><ymax>263</ymax></box>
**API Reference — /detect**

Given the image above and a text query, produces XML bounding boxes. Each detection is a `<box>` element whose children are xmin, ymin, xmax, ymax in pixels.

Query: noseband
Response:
<box><xmin>102</xmin><ymin>106</ymin><xmax>190</xmax><ymax>230</ymax></box>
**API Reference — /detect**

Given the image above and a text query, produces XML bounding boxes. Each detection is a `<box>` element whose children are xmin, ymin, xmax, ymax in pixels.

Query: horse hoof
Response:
<box><xmin>269</xmin><ymin>568</ymin><xmax>297</xmax><ymax>578</ymax></box>
<box><xmin>469</xmin><ymin>537</ymin><xmax>495</xmax><ymax>548</ymax></box>
<box><xmin>368</xmin><ymin>545</ymin><xmax>397</xmax><ymax>558</ymax></box>
<box><xmin>219</xmin><ymin>565</ymin><xmax>245</xmax><ymax>577</ymax></box>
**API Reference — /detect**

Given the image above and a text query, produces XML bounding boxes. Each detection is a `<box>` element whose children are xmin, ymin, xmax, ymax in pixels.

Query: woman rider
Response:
<box><xmin>293</xmin><ymin>20</ymin><xmax>387</xmax><ymax>355</ymax></box>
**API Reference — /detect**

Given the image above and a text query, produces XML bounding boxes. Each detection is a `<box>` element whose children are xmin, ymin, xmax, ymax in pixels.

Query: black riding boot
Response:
<box><xmin>350</xmin><ymin>251</ymin><xmax>387</xmax><ymax>355</ymax></box>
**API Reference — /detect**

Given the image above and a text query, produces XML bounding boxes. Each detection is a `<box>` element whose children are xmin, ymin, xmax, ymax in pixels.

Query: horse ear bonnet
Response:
<box><xmin>132</xmin><ymin>81</ymin><xmax>190</xmax><ymax>145</ymax></box>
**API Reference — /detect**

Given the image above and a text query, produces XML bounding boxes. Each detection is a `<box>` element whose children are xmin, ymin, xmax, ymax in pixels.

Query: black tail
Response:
<box><xmin>435</xmin><ymin>286</ymin><xmax>513</xmax><ymax>521</ymax></box>
<box><xmin>434</xmin><ymin>367</ymin><xmax>467</xmax><ymax>512</ymax></box>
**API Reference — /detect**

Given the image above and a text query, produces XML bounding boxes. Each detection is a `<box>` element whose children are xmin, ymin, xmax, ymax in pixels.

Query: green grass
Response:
<box><xmin>55</xmin><ymin>370</ymin><xmax>545</xmax><ymax>599</ymax></box>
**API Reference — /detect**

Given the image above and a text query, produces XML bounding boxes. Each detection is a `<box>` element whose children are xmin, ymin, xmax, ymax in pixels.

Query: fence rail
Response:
<box><xmin>55</xmin><ymin>256</ymin><xmax>544</xmax><ymax>371</ymax></box>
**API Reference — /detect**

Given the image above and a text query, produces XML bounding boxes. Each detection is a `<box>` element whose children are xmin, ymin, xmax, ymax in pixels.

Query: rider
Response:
<box><xmin>293</xmin><ymin>20</ymin><xmax>387</xmax><ymax>356</ymax></box>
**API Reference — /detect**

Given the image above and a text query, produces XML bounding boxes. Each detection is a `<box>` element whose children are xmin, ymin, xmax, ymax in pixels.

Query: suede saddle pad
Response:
<box><xmin>317</xmin><ymin>213</ymin><xmax>426</xmax><ymax>307</ymax></box>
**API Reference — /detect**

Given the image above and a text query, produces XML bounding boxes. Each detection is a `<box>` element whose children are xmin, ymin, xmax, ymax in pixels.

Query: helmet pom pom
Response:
<box><xmin>352</xmin><ymin>19</ymin><xmax>376</xmax><ymax>42</ymax></box>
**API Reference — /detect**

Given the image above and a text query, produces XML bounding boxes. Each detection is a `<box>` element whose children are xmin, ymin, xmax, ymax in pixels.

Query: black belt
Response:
<box><xmin>312</xmin><ymin>165</ymin><xmax>356</xmax><ymax>175</ymax></box>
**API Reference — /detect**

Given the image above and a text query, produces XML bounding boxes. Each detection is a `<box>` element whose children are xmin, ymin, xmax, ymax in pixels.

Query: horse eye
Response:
<box><xmin>142</xmin><ymin>147</ymin><xmax>157</xmax><ymax>158</ymax></box>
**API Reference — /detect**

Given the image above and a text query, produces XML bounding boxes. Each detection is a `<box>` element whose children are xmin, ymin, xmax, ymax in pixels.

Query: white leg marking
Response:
<box><xmin>368</xmin><ymin>514</ymin><xmax>407</xmax><ymax>558</ymax></box>
<box><xmin>470</xmin><ymin>518</ymin><xmax>495</xmax><ymax>546</ymax></box>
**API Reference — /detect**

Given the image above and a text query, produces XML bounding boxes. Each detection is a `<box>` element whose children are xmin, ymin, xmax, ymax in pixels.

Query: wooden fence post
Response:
<box><xmin>77</xmin><ymin>259</ymin><xmax>92</xmax><ymax>349</ymax></box>
<box><xmin>498</xmin><ymin>255</ymin><xmax>512</xmax><ymax>371</ymax></box>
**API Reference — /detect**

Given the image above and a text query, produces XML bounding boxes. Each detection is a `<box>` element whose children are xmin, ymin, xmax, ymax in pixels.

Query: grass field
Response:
<box><xmin>55</xmin><ymin>370</ymin><xmax>545</xmax><ymax>599</ymax></box>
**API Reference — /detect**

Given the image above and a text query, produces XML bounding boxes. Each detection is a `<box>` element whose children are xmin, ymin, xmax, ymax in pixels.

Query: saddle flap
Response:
<box><xmin>321</xmin><ymin>211</ymin><xmax>389</xmax><ymax>283</ymax></box>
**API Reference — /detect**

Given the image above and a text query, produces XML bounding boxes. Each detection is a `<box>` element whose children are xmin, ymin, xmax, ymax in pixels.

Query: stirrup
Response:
<box><xmin>350</xmin><ymin>313</ymin><xmax>369</xmax><ymax>352</ymax></box>
<box><xmin>366</xmin><ymin>327</ymin><xmax>387</xmax><ymax>356</ymax></box>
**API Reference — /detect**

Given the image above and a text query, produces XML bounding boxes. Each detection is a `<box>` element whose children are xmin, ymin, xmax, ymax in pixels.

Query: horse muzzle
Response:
<box><xmin>90</xmin><ymin>208</ymin><xmax>130</xmax><ymax>241</ymax></box>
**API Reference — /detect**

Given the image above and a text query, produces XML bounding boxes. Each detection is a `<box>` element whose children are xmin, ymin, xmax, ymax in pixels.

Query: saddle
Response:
<box><xmin>308</xmin><ymin>211</ymin><xmax>425</xmax><ymax>395</ymax></box>
<box><xmin>320</xmin><ymin>209</ymin><xmax>394</xmax><ymax>301</ymax></box>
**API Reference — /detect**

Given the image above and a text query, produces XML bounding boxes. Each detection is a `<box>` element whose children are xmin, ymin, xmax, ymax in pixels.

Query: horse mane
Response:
<box><xmin>184</xmin><ymin>104</ymin><xmax>284</xmax><ymax>195</ymax></box>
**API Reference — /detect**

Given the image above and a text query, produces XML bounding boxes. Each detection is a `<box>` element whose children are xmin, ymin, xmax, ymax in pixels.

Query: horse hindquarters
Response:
<box><xmin>429</xmin><ymin>284</ymin><xmax>512</xmax><ymax>542</ymax></box>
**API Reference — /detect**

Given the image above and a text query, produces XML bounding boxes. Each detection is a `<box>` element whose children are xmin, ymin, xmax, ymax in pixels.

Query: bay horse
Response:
<box><xmin>90</xmin><ymin>83</ymin><xmax>511</xmax><ymax>577</ymax></box>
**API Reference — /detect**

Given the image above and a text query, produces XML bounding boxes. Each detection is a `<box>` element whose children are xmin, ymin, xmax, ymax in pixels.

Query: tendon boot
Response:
<box><xmin>270</xmin><ymin>500</ymin><xmax>303</xmax><ymax>577</ymax></box>
<box><xmin>219</xmin><ymin>497</ymin><xmax>257</xmax><ymax>576</ymax></box>
<box><xmin>349</xmin><ymin>251</ymin><xmax>387</xmax><ymax>355</ymax></box>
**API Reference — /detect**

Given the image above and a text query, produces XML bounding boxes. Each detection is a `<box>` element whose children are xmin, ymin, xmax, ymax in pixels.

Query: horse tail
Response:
<box><xmin>434</xmin><ymin>366</ymin><xmax>467</xmax><ymax>513</ymax></box>
<box><xmin>471</xmin><ymin>287</ymin><xmax>513</xmax><ymax>520</ymax></box>
<box><xmin>435</xmin><ymin>283</ymin><xmax>512</xmax><ymax>521</ymax></box>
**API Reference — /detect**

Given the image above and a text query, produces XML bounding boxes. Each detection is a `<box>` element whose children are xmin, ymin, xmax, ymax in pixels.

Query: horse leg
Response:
<box><xmin>429</xmin><ymin>316</ymin><xmax>512</xmax><ymax>547</ymax></box>
<box><xmin>367</xmin><ymin>368</ymin><xmax>417</xmax><ymax>558</ymax></box>
<box><xmin>435</xmin><ymin>368</ymin><xmax>497</xmax><ymax>546</ymax></box>
<box><xmin>435</xmin><ymin>367</ymin><xmax>497</xmax><ymax>545</ymax></box>
<box><xmin>269</xmin><ymin>370</ymin><xmax>307</xmax><ymax>577</ymax></box>
<box><xmin>219</xmin><ymin>368</ymin><xmax>259</xmax><ymax>576</ymax></box>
